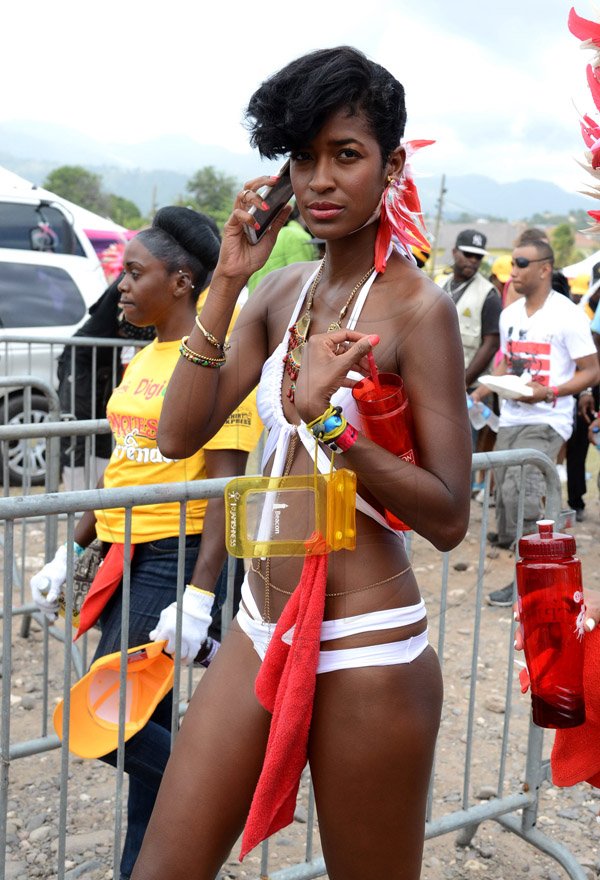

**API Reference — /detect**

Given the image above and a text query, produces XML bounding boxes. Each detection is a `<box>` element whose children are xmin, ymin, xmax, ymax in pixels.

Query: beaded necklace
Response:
<box><xmin>283</xmin><ymin>259</ymin><xmax>375</xmax><ymax>401</ymax></box>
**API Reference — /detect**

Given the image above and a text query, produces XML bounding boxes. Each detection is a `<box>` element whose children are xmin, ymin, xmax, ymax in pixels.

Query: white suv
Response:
<box><xmin>0</xmin><ymin>196</ymin><xmax>107</xmax><ymax>483</ymax></box>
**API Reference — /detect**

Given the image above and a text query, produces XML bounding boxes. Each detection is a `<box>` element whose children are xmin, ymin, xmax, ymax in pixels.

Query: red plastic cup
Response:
<box><xmin>352</xmin><ymin>372</ymin><xmax>418</xmax><ymax>530</ymax></box>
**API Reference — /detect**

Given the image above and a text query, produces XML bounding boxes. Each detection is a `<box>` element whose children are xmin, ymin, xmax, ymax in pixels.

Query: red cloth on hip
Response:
<box><xmin>239</xmin><ymin>537</ymin><xmax>328</xmax><ymax>860</ymax></box>
<box><xmin>551</xmin><ymin>628</ymin><xmax>600</xmax><ymax>787</ymax></box>
<box><xmin>73</xmin><ymin>543</ymin><xmax>135</xmax><ymax>641</ymax></box>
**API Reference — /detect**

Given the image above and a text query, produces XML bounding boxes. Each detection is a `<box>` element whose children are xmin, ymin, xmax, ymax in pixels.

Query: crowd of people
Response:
<box><xmin>440</xmin><ymin>225</ymin><xmax>600</xmax><ymax>606</ymax></box>
<box><xmin>23</xmin><ymin>36</ymin><xmax>600</xmax><ymax>880</ymax></box>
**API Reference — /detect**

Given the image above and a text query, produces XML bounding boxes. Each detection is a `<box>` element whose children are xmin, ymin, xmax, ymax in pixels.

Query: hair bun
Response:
<box><xmin>152</xmin><ymin>207</ymin><xmax>221</xmax><ymax>270</ymax></box>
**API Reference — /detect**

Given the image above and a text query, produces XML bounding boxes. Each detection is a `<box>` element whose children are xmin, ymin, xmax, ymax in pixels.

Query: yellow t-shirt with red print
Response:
<box><xmin>95</xmin><ymin>337</ymin><xmax>263</xmax><ymax>543</ymax></box>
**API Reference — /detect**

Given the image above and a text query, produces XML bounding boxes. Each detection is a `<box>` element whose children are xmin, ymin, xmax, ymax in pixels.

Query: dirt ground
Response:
<box><xmin>4</xmin><ymin>449</ymin><xmax>600</xmax><ymax>880</ymax></box>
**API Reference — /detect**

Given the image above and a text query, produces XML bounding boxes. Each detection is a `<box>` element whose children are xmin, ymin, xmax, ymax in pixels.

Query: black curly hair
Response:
<box><xmin>136</xmin><ymin>207</ymin><xmax>221</xmax><ymax>300</ymax></box>
<box><xmin>245</xmin><ymin>46</ymin><xmax>406</xmax><ymax>164</ymax></box>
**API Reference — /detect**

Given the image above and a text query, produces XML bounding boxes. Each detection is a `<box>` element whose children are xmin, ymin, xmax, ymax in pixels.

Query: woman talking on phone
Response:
<box><xmin>132</xmin><ymin>47</ymin><xmax>471</xmax><ymax>880</ymax></box>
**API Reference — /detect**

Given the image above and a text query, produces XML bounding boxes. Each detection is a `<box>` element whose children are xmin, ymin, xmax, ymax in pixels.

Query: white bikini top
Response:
<box><xmin>255</xmin><ymin>264</ymin><xmax>401</xmax><ymax>535</ymax></box>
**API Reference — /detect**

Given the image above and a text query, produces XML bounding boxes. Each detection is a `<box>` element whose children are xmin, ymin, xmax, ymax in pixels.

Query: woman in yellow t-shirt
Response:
<box><xmin>30</xmin><ymin>207</ymin><xmax>263</xmax><ymax>880</ymax></box>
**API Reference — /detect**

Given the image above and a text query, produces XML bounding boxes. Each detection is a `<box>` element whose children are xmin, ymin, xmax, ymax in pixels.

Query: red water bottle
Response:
<box><xmin>351</xmin><ymin>372</ymin><xmax>418</xmax><ymax>531</ymax></box>
<box><xmin>516</xmin><ymin>519</ymin><xmax>586</xmax><ymax>729</ymax></box>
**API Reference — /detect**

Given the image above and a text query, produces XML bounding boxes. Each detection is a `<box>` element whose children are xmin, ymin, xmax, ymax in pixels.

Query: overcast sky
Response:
<box><xmin>3</xmin><ymin>0</ymin><xmax>599</xmax><ymax>198</ymax></box>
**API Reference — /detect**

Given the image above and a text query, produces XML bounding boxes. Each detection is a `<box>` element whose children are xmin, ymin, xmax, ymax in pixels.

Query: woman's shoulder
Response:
<box><xmin>252</xmin><ymin>259</ymin><xmax>319</xmax><ymax>298</ymax></box>
<box><xmin>380</xmin><ymin>254</ymin><xmax>457</xmax><ymax>319</ymax></box>
<box><xmin>242</xmin><ymin>259</ymin><xmax>320</xmax><ymax>325</ymax></box>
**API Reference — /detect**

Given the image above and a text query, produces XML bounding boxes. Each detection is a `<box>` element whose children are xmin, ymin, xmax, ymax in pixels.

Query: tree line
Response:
<box><xmin>45</xmin><ymin>165</ymin><xmax>591</xmax><ymax>269</ymax></box>
<box><xmin>43</xmin><ymin>165</ymin><xmax>239</xmax><ymax>231</ymax></box>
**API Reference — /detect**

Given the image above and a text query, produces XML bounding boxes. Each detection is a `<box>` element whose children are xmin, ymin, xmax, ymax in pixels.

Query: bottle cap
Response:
<box><xmin>518</xmin><ymin>519</ymin><xmax>576</xmax><ymax>558</ymax></box>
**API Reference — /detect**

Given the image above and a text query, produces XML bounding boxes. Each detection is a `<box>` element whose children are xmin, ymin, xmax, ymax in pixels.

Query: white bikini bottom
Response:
<box><xmin>236</xmin><ymin>573</ymin><xmax>429</xmax><ymax>674</ymax></box>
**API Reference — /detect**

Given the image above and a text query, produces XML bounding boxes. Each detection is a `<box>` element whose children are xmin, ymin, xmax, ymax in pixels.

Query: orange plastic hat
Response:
<box><xmin>53</xmin><ymin>641</ymin><xmax>174</xmax><ymax>759</ymax></box>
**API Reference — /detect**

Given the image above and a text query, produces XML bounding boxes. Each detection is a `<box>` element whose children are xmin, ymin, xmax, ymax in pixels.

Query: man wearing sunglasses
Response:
<box><xmin>442</xmin><ymin>229</ymin><xmax>502</xmax><ymax>389</ymax></box>
<box><xmin>472</xmin><ymin>239</ymin><xmax>600</xmax><ymax>606</ymax></box>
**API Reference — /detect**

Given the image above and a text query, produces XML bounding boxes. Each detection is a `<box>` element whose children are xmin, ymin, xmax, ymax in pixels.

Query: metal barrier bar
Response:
<box><xmin>0</xmin><ymin>518</ymin><xmax>14</xmax><ymax>868</ymax></box>
<box><xmin>0</xmin><ymin>418</ymin><xmax>110</xmax><ymax>441</ymax></box>
<box><xmin>0</xmin><ymin>334</ymin><xmax>148</xmax><ymax>348</ymax></box>
<box><xmin>0</xmin><ymin>447</ymin><xmax>587</xmax><ymax>880</ymax></box>
<box><xmin>0</xmin><ymin>375</ymin><xmax>61</xmax><ymax>420</ymax></box>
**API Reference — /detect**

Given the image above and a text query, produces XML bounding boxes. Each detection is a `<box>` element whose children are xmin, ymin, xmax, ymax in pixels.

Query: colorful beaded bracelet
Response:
<box><xmin>179</xmin><ymin>336</ymin><xmax>226</xmax><ymax>368</ymax></box>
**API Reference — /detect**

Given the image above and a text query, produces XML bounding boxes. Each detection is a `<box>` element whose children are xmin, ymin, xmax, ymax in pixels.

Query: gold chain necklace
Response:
<box><xmin>283</xmin><ymin>259</ymin><xmax>375</xmax><ymax>401</ymax></box>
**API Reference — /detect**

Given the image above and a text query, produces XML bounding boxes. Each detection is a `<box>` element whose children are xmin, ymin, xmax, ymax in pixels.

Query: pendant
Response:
<box><xmin>288</xmin><ymin>342</ymin><xmax>304</xmax><ymax>370</ymax></box>
<box><xmin>295</xmin><ymin>310</ymin><xmax>312</xmax><ymax>340</ymax></box>
<box><xmin>327</xmin><ymin>321</ymin><xmax>341</xmax><ymax>333</ymax></box>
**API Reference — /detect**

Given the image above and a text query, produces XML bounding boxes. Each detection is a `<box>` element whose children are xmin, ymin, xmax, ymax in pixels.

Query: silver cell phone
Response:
<box><xmin>244</xmin><ymin>159</ymin><xmax>294</xmax><ymax>245</ymax></box>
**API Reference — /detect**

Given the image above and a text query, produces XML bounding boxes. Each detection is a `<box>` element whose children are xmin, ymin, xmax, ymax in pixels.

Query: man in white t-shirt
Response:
<box><xmin>472</xmin><ymin>239</ymin><xmax>599</xmax><ymax>605</ymax></box>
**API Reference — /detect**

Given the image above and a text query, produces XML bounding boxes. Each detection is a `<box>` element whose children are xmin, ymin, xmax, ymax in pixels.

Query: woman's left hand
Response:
<box><xmin>294</xmin><ymin>329</ymin><xmax>379</xmax><ymax>424</ymax></box>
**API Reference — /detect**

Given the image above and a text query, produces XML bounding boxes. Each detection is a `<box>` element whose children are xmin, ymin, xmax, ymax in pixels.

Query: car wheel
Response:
<box><xmin>1</xmin><ymin>394</ymin><xmax>50</xmax><ymax>486</ymax></box>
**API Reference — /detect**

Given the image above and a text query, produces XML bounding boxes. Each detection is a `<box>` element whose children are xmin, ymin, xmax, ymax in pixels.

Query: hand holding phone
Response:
<box><xmin>244</xmin><ymin>160</ymin><xmax>293</xmax><ymax>245</ymax></box>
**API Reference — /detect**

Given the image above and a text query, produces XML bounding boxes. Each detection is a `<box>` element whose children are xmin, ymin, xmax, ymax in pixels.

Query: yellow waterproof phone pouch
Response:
<box><xmin>225</xmin><ymin>468</ymin><xmax>357</xmax><ymax>557</ymax></box>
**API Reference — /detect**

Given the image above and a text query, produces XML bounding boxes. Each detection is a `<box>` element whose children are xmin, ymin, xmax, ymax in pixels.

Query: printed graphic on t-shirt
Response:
<box><xmin>111</xmin><ymin>375</ymin><xmax>168</xmax><ymax>401</ymax></box>
<box><xmin>505</xmin><ymin>331</ymin><xmax>551</xmax><ymax>387</ymax></box>
<box><xmin>225</xmin><ymin>410</ymin><xmax>253</xmax><ymax>428</ymax></box>
<box><xmin>107</xmin><ymin>412</ymin><xmax>176</xmax><ymax>464</ymax></box>
<box><xmin>107</xmin><ymin>413</ymin><xmax>158</xmax><ymax>440</ymax></box>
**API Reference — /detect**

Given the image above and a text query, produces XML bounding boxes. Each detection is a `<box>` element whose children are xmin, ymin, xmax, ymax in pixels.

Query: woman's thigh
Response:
<box><xmin>131</xmin><ymin>621</ymin><xmax>272</xmax><ymax>880</ymax></box>
<box><xmin>308</xmin><ymin>646</ymin><xmax>443</xmax><ymax>880</ymax></box>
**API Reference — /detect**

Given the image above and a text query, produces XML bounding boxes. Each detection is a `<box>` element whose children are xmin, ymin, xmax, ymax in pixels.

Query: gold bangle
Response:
<box><xmin>195</xmin><ymin>315</ymin><xmax>230</xmax><ymax>352</ymax></box>
<box><xmin>186</xmin><ymin>584</ymin><xmax>215</xmax><ymax>598</ymax></box>
<box><xmin>180</xmin><ymin>336</ymin><xmax>226</xmax><ymax>368</ymax></box>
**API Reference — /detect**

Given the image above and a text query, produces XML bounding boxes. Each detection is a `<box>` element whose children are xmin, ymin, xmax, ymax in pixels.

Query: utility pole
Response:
<box><xmin>429</xmin><ymin>174</ymin><xmax>447</xmax><ymax>279</ymax></box>
<box><xmin>150</xmin><ymin>185</ymin><xmax>158</xmax><ymax>220</ymax></box>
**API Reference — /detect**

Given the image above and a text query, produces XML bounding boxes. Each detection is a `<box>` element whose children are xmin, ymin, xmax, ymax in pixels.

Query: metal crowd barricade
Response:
<box><xmin>0</xmin><ymin>447</ymin><xmax>588</xmax><ymax>880</ymax></box>
<box><xmin>0</xmin><ymin>334</ymin><xmax>147</xmax><ymax>492</ymax></box>
<box><xmin>0</xmin><ymin>334</ymin><xmax>147</xmax><ymax>392</ymax></box>
<box><xmin>0</xmin><ymin>419</ymin><xmax>111</xmax><ymax>630</ymax></box>
<box><xmin>0</xmin><ymin>375</ymin><xmax>61</xmax><ymax>495</ymax></box>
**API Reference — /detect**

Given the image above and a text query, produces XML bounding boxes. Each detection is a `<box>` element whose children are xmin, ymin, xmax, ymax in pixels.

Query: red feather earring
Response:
<box><xmin>373</xmin><ymin>139</ymin><xmax>434</xmax><ymax>273</ymax></box>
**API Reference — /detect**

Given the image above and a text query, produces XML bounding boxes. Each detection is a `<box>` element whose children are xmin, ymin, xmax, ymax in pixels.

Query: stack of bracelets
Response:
<box><xmin>306</xmin><ymin>404</ymin><xmax>358</xmax><ymax>454</ymax></box>
<box><xmin>179</xmin><ymin>316</ymin><xmax>230</xmax><ymax>369</ymax></box>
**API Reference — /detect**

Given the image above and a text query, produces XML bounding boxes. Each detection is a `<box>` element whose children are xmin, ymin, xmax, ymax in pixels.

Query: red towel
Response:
<box><xmin>73</xmin><ymin>543</ymin><xmax>135</xmax><ymax>641</ymax></box>
<box><xmin>239</xmin><ymin>535</ymin><xmax>328</xmax><ymax>860</ymax></box>
<box><xmin>551</xmin><ymin>628</ymin><xmax>600</xmax><ymax>787</ymax></box>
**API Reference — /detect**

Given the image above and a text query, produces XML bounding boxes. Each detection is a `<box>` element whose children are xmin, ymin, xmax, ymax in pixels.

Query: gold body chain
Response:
<box><xmin>252</xmin><ymin>559</ymin><xmax>412</xmax><ymax>598</ymax></box>
<box><xmin>257</xmin><ymin>424</ymin><xmax>411</xmax><ymax>622</ymax></box>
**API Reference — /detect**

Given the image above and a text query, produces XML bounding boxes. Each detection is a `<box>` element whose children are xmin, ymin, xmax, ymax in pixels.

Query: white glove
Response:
<box><xmin>150</xmin><ymin>586</ymin><xmax>213</xmax><ymax>665</ymax></box>
<box><xmin>30</xmin><ymin>543</ymin><xmax>69</xmax><ymax>620</ymax></box>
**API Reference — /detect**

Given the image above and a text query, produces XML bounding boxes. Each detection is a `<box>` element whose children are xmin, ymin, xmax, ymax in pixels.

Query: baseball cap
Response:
<box><xmin>569</xmin><ymin>273</ymin><xmax>590</xmax><ymax>297</ymax></box>
<box><xmin>53</xmin><ymin>641</ymin><xmax>174</xmax><ymax>759</ymax></box>
<box><xmin>455</xmin><ymin>229</ymin><xmax>488</xmax><ymax>256</ymax></box>
<box><xmin>491</xmin><ymin>254</ymin><xmax>512</xmax><ymax>283</ymax></box>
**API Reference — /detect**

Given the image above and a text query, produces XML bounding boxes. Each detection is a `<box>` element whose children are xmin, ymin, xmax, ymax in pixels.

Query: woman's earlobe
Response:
<box><xmin>387</xmin><ymin>146</ymin><xmax>406</xmax><ymax>180</ymax></box>
<box><xmin>174</xmin><ymin>271</ymin><xmax>194</xmax><ymax>297</ymax></box>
